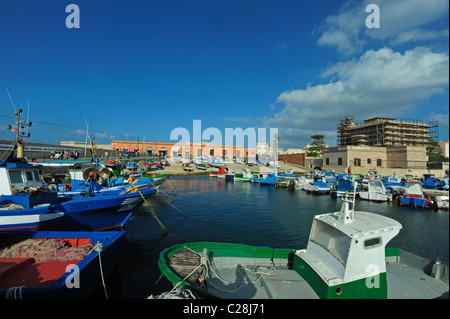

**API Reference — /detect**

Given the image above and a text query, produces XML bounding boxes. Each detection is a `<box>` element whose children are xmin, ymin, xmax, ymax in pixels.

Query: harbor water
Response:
<box><xmin>108</xmin><ymin>175</ymin><xmax>449</xmax><ymax>299</ymax></box>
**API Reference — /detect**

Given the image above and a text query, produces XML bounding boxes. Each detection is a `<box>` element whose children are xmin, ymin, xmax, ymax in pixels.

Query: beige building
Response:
<box><xmin>322</xmin><ymin>145</ymin><xmax>428</xmax><ymax>173</ymax></box>
<box><xmin>439</xmin><ymin>140</ymin><xmax>449</xmax><ymax>158</ymax></box>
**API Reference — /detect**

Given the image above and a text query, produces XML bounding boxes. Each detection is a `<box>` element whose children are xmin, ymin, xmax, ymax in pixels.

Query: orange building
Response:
<box><xmin>111</xmin><ymin>140</ymin><xmax>256</xmax><ymax>159</ymax></box>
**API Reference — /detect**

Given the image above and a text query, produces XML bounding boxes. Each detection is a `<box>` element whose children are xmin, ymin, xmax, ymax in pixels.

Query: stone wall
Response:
<box><xmin>278</xmin><ymin>153</ymin><xmax>306</xmax><ymax>166</ymax></box>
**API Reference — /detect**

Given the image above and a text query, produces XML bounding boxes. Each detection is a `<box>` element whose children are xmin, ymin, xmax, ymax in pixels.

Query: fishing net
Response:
<box><xmin>0</xmin><ymin>239</ymin><xmax>94</xmax><ymax>262</ymax></box>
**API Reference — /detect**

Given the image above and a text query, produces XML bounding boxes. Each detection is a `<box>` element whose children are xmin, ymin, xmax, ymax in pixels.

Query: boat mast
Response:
<box><xmin>338</xmin><ymin>182</ymin><xmax>357</xmax><ymax>224</ymax></box>
<box><xmin>13</xmin><ymin>109</ymin><xmax>32</xmax><ymax>159</ymax></box>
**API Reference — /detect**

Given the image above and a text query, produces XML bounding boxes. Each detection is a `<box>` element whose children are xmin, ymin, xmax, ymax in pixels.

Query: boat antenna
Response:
<box><xmin>26</xmin><ymin>100</ymin><xmax>30</xmax><ymax>136</ymax></box>
<box><xmin>338</xmin><ymin>182</ymin><xmax>357</xmax><ymax>224</ymax></box>
<box><xmin>6</xmin><ymin>88</ymin><xmax>16</xmax><ymax>113</ymax></box>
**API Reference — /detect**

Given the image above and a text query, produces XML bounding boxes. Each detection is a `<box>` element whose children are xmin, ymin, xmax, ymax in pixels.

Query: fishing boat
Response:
<box><xmin>293</xmin><ymin>175</ymin><xmax>313</xmax><ymax>190</ymax></box>
<box><xmin>194</xmin><ymin>163</ymin><xmax>207</xmax><ymax>170</ymax></box>
<box><xmin>259</xmin><ymin>173</ymin><xmax>279</xmax><ymax>186</ymax></box>
<box><xmin>233</xmin><ymin>168</ymin><xmax>253</xmax><ymax>182</ymax></box>
<box><xmin>181</xmin><ymin>163</ymin><xmax>194</xmax><ymax>172</ymax></box>
<box><xmin>359</xmin><ymin>180</ymin><xmax>391</xmax><ymax>202</ymax></box>
<box><xmin>398</xmin><ymin>181</ymin><xmax>433</xmax><ymax>209</ymax></box>
<box><xmin>0</xmin><ymin>159</ymin><xmax>156</xmax><ymax>232</ymax></box>
<box><xmin>157</xmin><ymin>193</ymin><xmax>449</xmax><ymax>299</ymax></box>
<box><xmin>304</xmin><ymin>176</ymin><xmax>331</xmax><ymax>195</ymax></box>
<box><xmin>434</xmin><ymin>195</ymin><xmax>449</xmax><ymax>210</ymax></box>
<box><xmin>208</xmin><ymin>159</ymin><xmax>225</xmax><ymax>168</ymax></box>
<box><xmin>361</xmin><ymin>168</ymin><xmax>381</xmax><ymax>184</ymax></box>
<box><xmin>125</xmin><ymin>161</ymin><xmax>138</xmax><ymax>172</ymax></box>
<box><xmin>0</xmin><ymin>230</ymin><xmax>125</xmax><ymax>298</ymax></box>
<box><xmin>278</xmin><ymin>169</ymin><xmax>299</xmax><ymax>178</ymax></box>
<box><xmin>225</xmin><ymin>172</ymin><xmax>235</xmax><ymax>182</ymax></box>
<box><xmin>422</xmin><ymin>174</ymin><xmax>441</xmax><ymax>190</ymax></box>
<box><xmin>47</xmin><ymin>165</ymin><xmax>156</xmax><ymax>197</ymax></box>
<box><xmin>439</xmin><ymin>176</ymin><xmax>449</xmax><ymax>191</ymax></box>
<box><xmin>217</xmin><ymin>166</ymin><xmax>227</xmax><ymax>179</ymax></box>
<box><xmin>209</xmin><ymin>171</ymin><xmax>219</xmax><ymax>177</ymax></box>
<box><xmin>383</xmin><ymin>173</ymin><xmax>404</xmax><ymax>190</ymax></box>
<box><xmin>331</xmin><ymin>175</ymin><xmax>359</xmax><ymax>198</ymax></box>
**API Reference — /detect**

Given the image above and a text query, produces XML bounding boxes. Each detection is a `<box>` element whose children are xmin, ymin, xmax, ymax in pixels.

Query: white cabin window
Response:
<box><xmin>310</xmin><ymin>220</ymin><xmax>351</xmax><ymax>265</ymax></box>
<box><xmin>8</xmin><ymin>170</ymin><xmax>23</xmax><ymax>183</ymax></box>
<box><xmin>33</xmin><ymin>171</ymin><xmax>40</xmax><ymax>181</ymax></box>
<box><xmin>25</xmin><ymin>171</ymin><xmax>33</xmax><ymax>181</ymax></box>
<box><xmin>364</xmin><ymin>237</ymin><xmax>382</xmax><ymax>249</ymax></box>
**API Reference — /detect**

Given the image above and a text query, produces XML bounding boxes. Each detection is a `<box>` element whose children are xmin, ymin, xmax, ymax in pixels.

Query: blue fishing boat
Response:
<box><xmin>398</xmin><ymin>181</ymin><xmax>432</xmax><ymax>209</ymax></box>
<box><xmin>304</xmin><ymin>176</ymin><xmax>331</xmax><ymax>194</ymax></box>
<box><xmin>125</xmin><ymin>161</ymin><xmax>138</xmax><ymax>171</ymax></box>
<box><xmin>421</xmin><ymin>174</ymin><xmax>440</xmax><ymax>190</ymax></box>
<box><xmin>259</xmin><ymin>173</ymin><xmax>280</xmax><ymax>186</ymax></box>
<box><xmin>56</xmin><ymin>165</ymin><xmax>156</xmax><ymax>198</ymax></box>
<box><xmin>383</xmin><ymin>173</ymin><xmax>404</xmax><ymax>189</ymax></box>
<box><xmin>331</xmin><ymin>175</ymin><xmax>359</xmax><ymax>197</ymax></box>
<box><xmin>0</xmin><ymin>230</ymin><xmax>125</xmax><ymax>298</ymax></box>
<box><xmin>0</xmin><ymin>159</ymin><xmax>156</xmax><ymax>232</ymax></box>
<box><xmin>278</xmin><ymin>169</ymin><xmax>299</xmax><ymax>178</ymax></box>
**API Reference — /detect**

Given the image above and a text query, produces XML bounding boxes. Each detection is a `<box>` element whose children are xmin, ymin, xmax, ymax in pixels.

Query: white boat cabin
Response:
<box><xmin>0</xmin><ymin>161</ymin><xmax>42</xmax><ymax>196</ymax></box>
<box><xmin>295</xmin><ymin>194</ymin><xmax>402</xmax><ymax>297</ymax></box>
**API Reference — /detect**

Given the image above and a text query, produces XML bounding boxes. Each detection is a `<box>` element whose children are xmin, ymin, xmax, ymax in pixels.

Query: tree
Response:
<box><xmin>308</xmin><ymin>135</ymin><xmax>327</xmax><ymax>156</ymax></box>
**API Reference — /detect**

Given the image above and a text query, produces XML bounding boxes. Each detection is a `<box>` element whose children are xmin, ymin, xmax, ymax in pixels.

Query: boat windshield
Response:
<box><xmin>310</xmin><ymin>220</ymin><xmax>351</xmax><ymax>266</ymax></box>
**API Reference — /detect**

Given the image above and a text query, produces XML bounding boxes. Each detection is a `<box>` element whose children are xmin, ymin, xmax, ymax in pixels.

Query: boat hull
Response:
<box><xmin>158</xmin><ymin>242</ymin><xmax>449</xmax><ymax>299</ymax></box>
<box><xmin>359</xmin><ymin>192</ymin><xmax>389</xmax><ymax>202</ymax></box>
<box><xmin>0</xmin><ymin>187</ymin><xmax>156</xmax><ymax>232</ymax></box>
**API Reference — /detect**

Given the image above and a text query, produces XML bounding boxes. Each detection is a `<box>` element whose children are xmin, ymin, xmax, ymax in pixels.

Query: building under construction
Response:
<box><xmin>337</xmin><ymin>117</ymin><xmax>439</xmax><ymax>149</ymax></box>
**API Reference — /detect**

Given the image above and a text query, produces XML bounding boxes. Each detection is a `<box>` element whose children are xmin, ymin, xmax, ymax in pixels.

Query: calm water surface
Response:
<box><xmin>112</xmin><ymin>175</ymin><xmax>449</xmax><ymax>299</ymax></box>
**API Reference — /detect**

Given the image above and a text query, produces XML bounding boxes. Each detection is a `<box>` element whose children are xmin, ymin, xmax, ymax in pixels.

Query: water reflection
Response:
<box><xmin>119</xmin><ymin>175</ymin><xmax>449</xmax><ymax>298</ymax></box>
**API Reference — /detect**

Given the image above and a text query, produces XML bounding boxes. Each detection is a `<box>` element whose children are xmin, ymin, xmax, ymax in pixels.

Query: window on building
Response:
<box><xmin>354</xmin><ymin>158</ymin><xmax>361</xmax><ymax>166</ymax></box>
<box><xmin>367</xmin><ymin>158</ymin><xmax>371</xmax><ymax>164</ymax></box>
<box><xmin>338</xmin><ymin>158</ymin><xmax>342</xmax><ymax>165</ymax></box>
<box><xmin>377</xmin><ymin>159</ymin><xmax>382</xmax><ymax>166</ymax></box>
<box><xmin>326</xmin><ymin>158</ymin><xmax>329</xmax><ymax>165</ymax></box>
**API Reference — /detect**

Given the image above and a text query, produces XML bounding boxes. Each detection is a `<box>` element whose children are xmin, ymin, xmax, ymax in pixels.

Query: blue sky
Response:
<box><xmin>0</xmin><ymin>0</ymin><xmax>448</xmax><ymax>149</ymax></box>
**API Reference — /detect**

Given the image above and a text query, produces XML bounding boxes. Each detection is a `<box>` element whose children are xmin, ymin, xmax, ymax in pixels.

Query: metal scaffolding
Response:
<box><xmin>337</xmin><ymin>117</ymin><xmax>439</xmax><ymax>149</ymax></box>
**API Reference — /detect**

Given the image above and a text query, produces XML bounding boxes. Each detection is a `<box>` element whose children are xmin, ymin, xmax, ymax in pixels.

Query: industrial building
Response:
<box><xmin>337</xmin><ymin>117</ymin><xmax>439</xmax><ymax>149</ymax></box>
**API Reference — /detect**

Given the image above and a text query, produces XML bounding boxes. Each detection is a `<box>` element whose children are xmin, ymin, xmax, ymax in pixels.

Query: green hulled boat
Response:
<box><xmin>157</xmin><ymin>195</ymin><xmax>449</xmax><ymax>299</ymax></box>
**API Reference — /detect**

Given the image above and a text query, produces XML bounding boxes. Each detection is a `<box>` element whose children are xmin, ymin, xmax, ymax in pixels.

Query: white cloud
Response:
<box><xmin>264</xmin><ymin>47</ymin><xmax>449</xmax><ymax>148</ymax></box>
<box><xmin>391</xmin><ymin>28</ymin><xmax>449</xmax><ymax>45</ymax></box>
<box><xmin>428</xmin><ymin>111</ymin><xmax>449</xmax><ymax>127</ymax></box>
<box><xmin>317</xmin><ymin>0</ymin><xmax>449</xmax><ymax>55</ymax></box>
